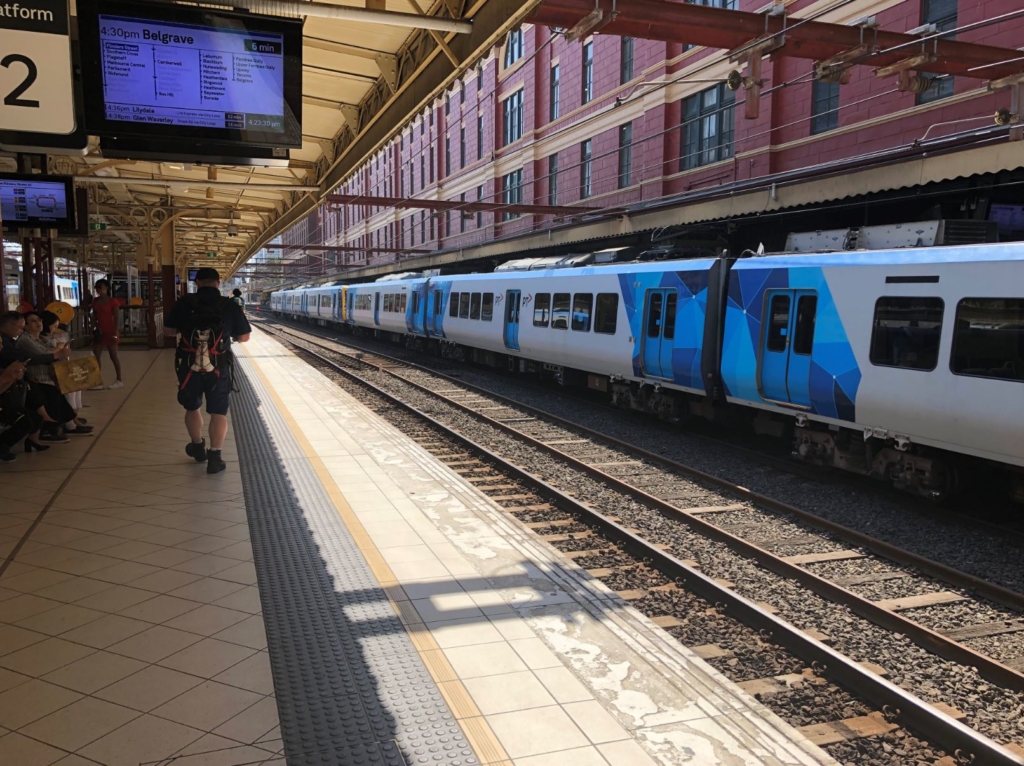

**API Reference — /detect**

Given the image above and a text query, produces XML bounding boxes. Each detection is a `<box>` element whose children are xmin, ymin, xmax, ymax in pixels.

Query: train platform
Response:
<box><xmin>0</xmin><ymin>333</ymin><xmax>838</xmax><ymax>766</ymax></box>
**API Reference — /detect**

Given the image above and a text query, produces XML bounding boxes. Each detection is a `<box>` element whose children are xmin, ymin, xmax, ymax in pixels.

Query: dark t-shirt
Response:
<box><xmin>166</xmin><ymin>287</ymin><xmax>252</xmax><ymax>359</ymax></box>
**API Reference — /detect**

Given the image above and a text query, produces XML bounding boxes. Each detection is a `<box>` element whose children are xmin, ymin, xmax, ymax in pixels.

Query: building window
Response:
<box><xmin>445</xmin><ymin>135</ymin><xmax>451</xmax><ymax>176</ymax></box>
<box><xmin>918</xmin><ymin>0</ymin><xmax>957</xmax><ymax>104</ymax></box>
<box><xmin>445</xmin><ymin>95</ymin><xmax>450</xmax><ymax>116</ymax></box>
<box><xmin>477</xmin><ymin>185</ymin><xmax>483</xmax><ymax>227</ymax></box>
<box><xmin>460</xmin><ymin>192</ymin><xmax>467</xmax><ymax>233</ymax></box>
<box><xmin>581</xmin><ymin>41</ymin><xmax>594</xmax><ymax>104</ymax></box>
<box><xmin>681</xmin><ymin>84</ymin><xmax>735</xmax><ymax>170</ymax></box>
<box><xmin>503</xmin><ymin>90</ymin><xmax>524</xmax><ymax>146</ymax></box>
<box><xmin>811</xmin><ymin>80</ymin><xmax>840</xmax><ymax>134</ymax></box>
<box><xmin>548</xmin><ymin>153</ymin><xmax>558</xmax><ymax>206</ymax></box>
<box><xmin>618</xmin><ymin>122</ymin><xmax>632</xmax><ymax>189</ymax></box>
<box><xmin>504</xmin><ymin>29</ymin><xmax>524</xmax><ymax>67</ymax></box>
<box><xmin>420</xmin><ymin>210</ymin><xmax>426</xmax><ymax>244</ymax></box>
<box><xmin>580</xmin><ymin>139</ymin><xmax>592</xmax><ymax>199</ymax></box>
<box><xmin>621</xmin><ymin>37</ymin><xmax>634</xmax><ymax>84</ymax></box>
<box><xmin>477</xmin><ymin>114</ymin><xmax>484</xmax><ymax>160</ymax></box>
<box><xmin>429</xmin><ymin>146</ymin><xmax>434</xmax><ymax>182</ymax></box>
<box><xmin>502</xmin><ymin>169</ymin><xmax>523</xmax><ymax>221</ymax></box>
<box><xmin>460</xmin><ymin>126</ymin><xmax>466</xmax><ymax>169</ymax></box>
<box><xmin>420</xmin><ymin>155</ymin><xmax>425</xmax><ymax>190</ymax></box>
<box><xmin>460</xmin><ymin>83</ymin><xmax>465</xmax><ymax>106</ymax></box>
<box><xmin>869</xmin><ymin>297</ymin><xmax>944</xmax><ymax>371</ymax></box>
<box><xmin>550</xmin><ymin>64</ymin><xmax>560</xmax><ymax>121</ymax></box>
<box><xmin>477</xmin><ymin>64</ymin><xmax>483</xmax><ymax>91</ymax></box>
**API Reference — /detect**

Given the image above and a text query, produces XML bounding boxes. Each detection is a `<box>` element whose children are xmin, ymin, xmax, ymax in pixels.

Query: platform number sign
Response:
<box><xmin>0</xmin><ymin>0</ymin><xmax>74</xmax><ymax>134</ymax></box>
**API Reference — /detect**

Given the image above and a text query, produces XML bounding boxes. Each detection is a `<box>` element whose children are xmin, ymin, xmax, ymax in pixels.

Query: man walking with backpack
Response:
<box><xmin>164</xmin><ymin>268</ymin><xmax>251</xmax><ymax>474</ymax></box>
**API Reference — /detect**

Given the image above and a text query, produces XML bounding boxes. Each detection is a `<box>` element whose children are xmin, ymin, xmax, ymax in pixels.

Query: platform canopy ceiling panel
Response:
<box><xmin>30</xmin><ymin>0</ymin><xmax>535</xmax><ymax>278</ymax></box>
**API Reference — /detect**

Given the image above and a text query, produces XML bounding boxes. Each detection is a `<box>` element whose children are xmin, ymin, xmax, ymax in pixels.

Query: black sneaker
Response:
<box><xmin>207</xmin><ymin>449</ymin><xmax>226</xmax><ymax>475</ymax></box>
<box><xmin>39</xmin><ymin>432</ymin><xmax>70</xmax><ymax>443</ymax></box>
<box><xmin>185</xmin><ymin>440</ymin><xmax>207</xmax><ymax>463</ymax></box>
<box><xmin>1</xmin><ymin>452</ymin><xmax>15</xmax><ymax>463</ymax></box>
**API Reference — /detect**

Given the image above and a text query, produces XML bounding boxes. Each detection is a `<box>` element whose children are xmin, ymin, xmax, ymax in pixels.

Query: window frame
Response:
<box><xmin>552</xmin><ymin>292</ymin><xmax>571</xmax><ymax>330</ymax></box>
<box><xmin>550</xmin><ymin>64</ymin><xmax>561</xmax><ymax>121</ymax></box>
<box><xmin>681</xmin><ymin>83</ymin><xmax>735</xmax><ymax>171</ymax></box>
<box><xmin>950</xmin><ymin>297</ymin><xmax>1024</xmax><ymax>383</ymax></box>
<box><xmin>869</xmin><ymin>296</ymin><xmax>945</xmax><ymax>372</ymax></box>
<box><xmin>470</xmin><ymin>292</ymin><xmax>482</xmax><ymax>320</ymax></box>
<box><xmin>481</xmin><ymin>293</ymin><xmax>494</xmax><ymax>322</ymax></box>
<box><xmin>459</xmin><ymin>292</ymin><xmax>471</xmax><ymax>319</ymax></box>
<box><xmin>581</xmin><ymin>41</ymin><xmax>594</xmax><ymax>104</ymax></box>
<box><xmin>618</xmin><ymin>122</ymin><xmax>633</xmax><ymax>189</ymax></box>
<box><xmin>594</xmin><ymin>293</ymin><xmax>619</xmax><ymax>335</ymax></box>
<box><xmin>810</xmin><ymin>79</ymin><xmax>840</xmax><ymax>135</ymax></box>
<box><xmin>502</xmin><ymin>168</ymin><xmax>523</xmax><ymax>221</ymax></box>
<box><xmin>620</xmin><ymin>37</ymin><xmax>634</xmax><ymax>84</ymax></box>
<box><xmin>792</xmin><ymin>294</ymin><xmax>818</xmax><ymax>356</ymax></box>
<box><xmin>449</xmin><ymin>291</ymin><xmax>460</xmax><ymax>318</ymax></box>
<box><xmin>571</xmin><ymin>293</ymin><xmax>593</xmax><ymax>332</ymax></box>
<box><xmin>533</xmin><ymin>293</ymin><xmax>551</xmax><ymax>327</ymax></box>
<box><xmin>580</xmin><ymin>139</ymin><xmax>592</xmax><ymax>200</ymax></box>
<box><xmin>548</xmin><ymin>153</ymin><xmax>559</xmax><ymax>206</ymax></box>
<box><xmin>503</xmin><ymin>90</ymin><xmax>524</xmax><ymax>146</ymax></box>
<box><xmin>504</xmin><ymin>29</ymin><xmax>524</xmax><ymax>68</ymax></box>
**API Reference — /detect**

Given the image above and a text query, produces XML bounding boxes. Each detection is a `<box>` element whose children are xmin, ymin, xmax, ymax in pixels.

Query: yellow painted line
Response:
<box><xmin>241</xmin><ymin>337</ymin><xmax>510</xmax><ymax>764</ymax></box>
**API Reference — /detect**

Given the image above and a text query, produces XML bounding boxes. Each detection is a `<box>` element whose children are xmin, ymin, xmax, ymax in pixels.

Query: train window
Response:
<box><xmin>594</xmin><ymin>294</ymin><xmax>618</xmax><ymax>334</ymax></box>
<box><xmin>450</xmin><ymin>292</ymin><xmax>460</xmax><ymax>317</ymax></box>
<box><xmin>534</xmin><ymin>293</ymin><xmax>551</xmax><ymax>327</ymax></box>
<box><xmin>459</xmin><ymin>292</ymin><xmax>470</xmax><ymax>318</ymax></box>
<box><xmin>951</xmin><ymin>298</ymin><xmax>1024</xmax><ymax>382</ymax></box>
<box><xmin>401</xmin><ymin>294</ymin><xmax>407</xmax><ymax>312</ymax></box>
<box><xmin>647</xmin><ymin>293</ymin><xmax>663</xmax><ymax>337</ymax></box>
<box><xmin>434</xmin><ymin>290</ymin><xmax>443</xmax><ymax>315</ymax></box>
<box><xmin>470</xmin><ymin>293</ymin><xmax>482</xmax><ymax>320</ymax></box>
<box><xmin>869</xmin><ymin>297</ymin><xmax>944</xmax><ymax>371</ymax></box>
<box><xmin>793</xmin><ymin>295</ymin><xmax>817</xmax><ymax>355</ymax></box>
<box><xmin>385</xmin><ymin>294</ymin><xmax>392</xmax><ymax>312</ymax></box>
<box><xmin>766</xmin><ymin>294</ymin><xmax>790</xmax><ymax>352</ymax></box>
<box><xmin>411</xmin><ymin>292</ymin><xmax>419</xmax><ymax>314</ymax></box>
<box><xmin>571</xmin><ymin>294</ymin><xmax>593</xmax><ymax>332</ymax></box>
<box><xmin>552</xmin><ymin>293</ymin><xmax>571</xmax><ymax>330</ymax></box>
<box><xmin>482</xmin><ymin>293</ymin><xmax>494</xmax><ymax>321</ymax></box>
<box><xmin>663</xmin><ymin>294</ymin><xmax>677</xmax><ymax>340</ymax></box>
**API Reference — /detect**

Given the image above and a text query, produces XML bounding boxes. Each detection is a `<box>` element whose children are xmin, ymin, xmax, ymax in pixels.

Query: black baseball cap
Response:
<box><xmin>194</xmin><ymin>267</ymin><xmax>221</xmax><ymax>282</ymax></box>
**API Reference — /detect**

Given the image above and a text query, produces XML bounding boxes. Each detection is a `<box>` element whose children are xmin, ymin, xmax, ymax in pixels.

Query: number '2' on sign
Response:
<box><xmin>0</xmin><ymin>0</ymin><xmax>75</xmax><ymax>135</ymax></box>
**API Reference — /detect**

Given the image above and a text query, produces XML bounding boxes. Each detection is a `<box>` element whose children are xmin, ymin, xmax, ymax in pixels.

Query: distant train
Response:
<box><xmin>270</xmin><ymin>244</ymin><xmax>1024</xmax><ymax>502</ymax></box>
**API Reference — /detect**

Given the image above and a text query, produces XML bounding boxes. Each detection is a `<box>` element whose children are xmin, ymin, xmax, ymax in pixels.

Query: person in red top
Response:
<box><xmin>91</xmin><ymin>279</ymin><xmax>123</xmax><ymax>389</ymax></box>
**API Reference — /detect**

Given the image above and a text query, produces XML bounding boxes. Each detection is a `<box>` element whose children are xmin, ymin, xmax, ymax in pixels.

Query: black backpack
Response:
<box><xmin>177</xmin><ymin>297</ymin><xmax>230</xmax><ymax>388</ymax></box>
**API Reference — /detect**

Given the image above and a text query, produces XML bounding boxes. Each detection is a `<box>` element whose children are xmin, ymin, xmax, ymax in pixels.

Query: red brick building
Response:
<box><xmin>290</xmin><ymin>0</ymin><xmax>1024</xmax><ymax>272</ymax></box>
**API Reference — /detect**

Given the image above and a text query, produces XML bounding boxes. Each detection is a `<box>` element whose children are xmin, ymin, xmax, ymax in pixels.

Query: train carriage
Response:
<box><xmin>269</xmin><ymin>243</ymin><xmax>1024</xmax><ymax>501</ymax></box>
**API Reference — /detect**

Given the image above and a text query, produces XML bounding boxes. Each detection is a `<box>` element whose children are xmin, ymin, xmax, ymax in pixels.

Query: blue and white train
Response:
<box><xmin>270</xmin><ymin>243</ymin><xmax>1024</xmax><ymax>501</ymax></box>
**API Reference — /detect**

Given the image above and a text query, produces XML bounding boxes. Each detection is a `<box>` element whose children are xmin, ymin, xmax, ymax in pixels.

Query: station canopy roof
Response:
<box><xmin>44</xmin><ymin>0</ymin><xmax>531</xmax><ymax>278</ymax></box>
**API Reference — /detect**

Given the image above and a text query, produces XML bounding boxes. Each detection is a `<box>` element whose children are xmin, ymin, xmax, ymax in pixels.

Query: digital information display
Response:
<box><xmin>0</xmin><ymin>177</ymin><xmax>70</xmax><ymax>224</ymax></box>
<box><xmin>98</xmin><ymin>15</ymin><xmax>286</xmax><ymax>133</ymax></box>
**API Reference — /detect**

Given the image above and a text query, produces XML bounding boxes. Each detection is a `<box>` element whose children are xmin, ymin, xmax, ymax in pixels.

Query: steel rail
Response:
<box><xmin>258</xmin><ymin>321</ymin><xmax>1024</xmax><ymax>766</ymax></box>
<box><xmin>261</xmin><ymin>319</ymin><xmax>1024</xmax><ymax>610</ymax></box>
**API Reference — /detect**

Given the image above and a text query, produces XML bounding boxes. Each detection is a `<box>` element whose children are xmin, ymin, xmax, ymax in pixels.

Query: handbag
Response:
<box><xmin>53</xmin><ymin>357</ymin><xmax>104</xmax><ymax>394</ymax></box>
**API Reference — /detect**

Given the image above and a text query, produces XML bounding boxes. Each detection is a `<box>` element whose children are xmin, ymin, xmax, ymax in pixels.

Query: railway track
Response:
<box><xmin>254</xmin><ymin>318</ymin><xmax>1024</xmax><ymax>764</ymax></box>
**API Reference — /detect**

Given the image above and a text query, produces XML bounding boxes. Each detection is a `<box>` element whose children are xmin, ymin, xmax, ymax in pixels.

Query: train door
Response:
<box><xmin>642</xmin><ymin>289</ymin><xmax>677</xmax><ymax>379</ymax></box>
<box><xmin>759</xmin><ymin>290</ymin><xmax>817</xmax><ymax>407</ymax></box>
<box><xmin>430</xmin><ymin>288</ymin><xmax>444</xmax><ymax>336</ymax></box>
<box><xmin>338</xmin><ymin>288</ymin><xmax>347</xmax><ymax>322</ymax></box>
<box><xmin>411</xmin><ymin>285</ymin><xmax>425</xmax><ymax>335</ymax></box>
<box><xmin>504</xmin><ymin>290</ymin><xmax>521</xmax><ymax>351</ymax></box>
<box><xmin>374</xmin><ymin>291</ymin><xmax>381</xmax><ymax>325</ymax></box>
<box><xmin>301</xmin><ymin>293</ymin><xmax>308</xmax><ymax>316</ymax></box>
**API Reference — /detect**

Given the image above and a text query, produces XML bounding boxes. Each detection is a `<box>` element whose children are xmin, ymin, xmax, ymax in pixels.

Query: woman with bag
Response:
<box><xmin>42</xmin><ymin>313</ymin><xmax>89</xmax><ymax>430</ymax></box>
<box><xmin>16</xmin><ymin>311</ymin><xmax>93</xmax><ymax>438</ymax></box>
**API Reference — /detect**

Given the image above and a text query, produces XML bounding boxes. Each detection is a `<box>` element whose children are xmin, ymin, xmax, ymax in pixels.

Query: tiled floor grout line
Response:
<box><xmin>0</xmin><ymin>351</ymin><xmax>164</xmax><ymax>579</ymax></box>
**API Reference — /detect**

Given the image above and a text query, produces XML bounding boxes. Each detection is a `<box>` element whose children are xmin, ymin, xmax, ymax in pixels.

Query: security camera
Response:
<box><xmin>227</xmin><ymin>224</ymin><xmax>239</xmax><ymax>237</ymax></box>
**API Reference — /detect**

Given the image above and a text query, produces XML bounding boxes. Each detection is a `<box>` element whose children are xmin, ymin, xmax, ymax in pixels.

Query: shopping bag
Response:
<box><xmin>53</xmin><ymin>357</ymin><xmax>104</xmax><ymax>394</ymax></box>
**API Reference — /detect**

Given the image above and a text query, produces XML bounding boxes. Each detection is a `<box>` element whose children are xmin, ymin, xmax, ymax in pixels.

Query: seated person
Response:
<box><xmin>40</xmin><ymin>312</ymin><xmax>89</xmax><ymax>430</ymax></box>
<box><xmin>1</xmin><ymin>311</ymin><xmax>71</xmax><ymax>443</ymax></box>
<box><xmin>17</xmin><ymin>311</ymin><xmax>93</xmax><ymax>436</ymax></box>
<box><xmin>0</xmin><ymin>361</ymin><xmax>44</xmax><ymax>461</ymax></box>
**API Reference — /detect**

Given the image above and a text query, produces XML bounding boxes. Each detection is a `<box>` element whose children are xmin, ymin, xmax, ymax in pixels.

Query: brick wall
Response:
<box><xmin>296</xmin><ymin>0</ymin><xmax>1021</xmax><ymax>257</ymax></box>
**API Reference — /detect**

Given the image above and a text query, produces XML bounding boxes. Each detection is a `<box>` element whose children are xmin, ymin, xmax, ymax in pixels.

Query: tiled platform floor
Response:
<box><xmin>1</xmin><ymin>330</ymin><xmax>838</xmax><ymax>766</ymax></box>
<box><xmin>232</xmin><ymin>330</ymin><xmax>837</xmax><ymax>766</ymax></box>
<box><xmin>0</xmin><ymin>349</ymin><xmax>282</xmax><ymax>766</ymax></box>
